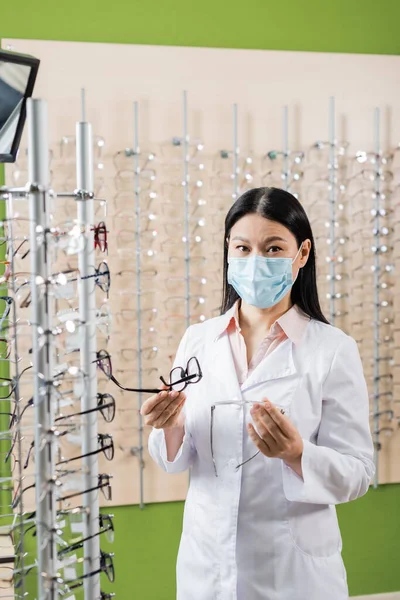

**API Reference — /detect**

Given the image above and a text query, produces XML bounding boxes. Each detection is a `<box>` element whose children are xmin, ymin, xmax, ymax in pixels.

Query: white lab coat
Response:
<box><xmin>148</xmin><ymin>312</ymin><xmax>374</xmax><ymax>600</ymax></box>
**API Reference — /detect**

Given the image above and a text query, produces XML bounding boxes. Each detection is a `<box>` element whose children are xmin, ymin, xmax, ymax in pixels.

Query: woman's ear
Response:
<box><xmin>300</xmin><ymin>239</ymin><xmax>311</xmax><ymax>267</ymax></box>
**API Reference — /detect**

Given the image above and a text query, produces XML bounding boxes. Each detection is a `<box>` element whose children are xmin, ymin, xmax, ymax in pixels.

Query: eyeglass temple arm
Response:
<box><xmin>59</xmin><ymin>480</ymin><xmax>111</xmax><ymax>502</ymax></box>
<box><xmin>55</xmin><ymin>400</ymin><xmax>114</xmax><ymax>421</ymax></box>
<box><xmin>56</xmin><ymin>444</ymin><xmax>112</xmax><ymax>465</ymax></box>
<box><xmin>109</xmin><ymin>373</ymin><xmax>160</xmax><ymax>394</ymax></box>
<box><xmin>58</xmin><ymin>529</ymin><xmax>103</xmax><ymax>557</ymax></box>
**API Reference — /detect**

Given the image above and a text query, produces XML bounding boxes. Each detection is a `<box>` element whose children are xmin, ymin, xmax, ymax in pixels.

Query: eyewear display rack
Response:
<box><xmin>0</xmin><ymin>96</ymin><xmax>114</xmax><ymax>599</ymax></box>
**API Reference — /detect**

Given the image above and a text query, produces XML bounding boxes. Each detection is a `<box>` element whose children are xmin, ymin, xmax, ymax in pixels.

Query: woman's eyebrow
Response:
<box><xmin>231</xmin><ymin>235</ymin><xmax>287</xmax><ymax>244</ymax></box>
<box><xmin>231</xmin><ymin>236</ymin><xmax>251</xmax><ymax>243</ymax></box>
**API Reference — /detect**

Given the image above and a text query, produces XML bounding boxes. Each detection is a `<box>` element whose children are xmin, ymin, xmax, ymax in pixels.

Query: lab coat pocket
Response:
<box><xmin>287</xmin><ymin>502</ymin><xmax>342</xmax><ymax>558</ymax></box>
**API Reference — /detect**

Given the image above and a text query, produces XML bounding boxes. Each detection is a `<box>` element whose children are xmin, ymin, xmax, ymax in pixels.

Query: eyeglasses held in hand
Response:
<box><xmin>94</xmin><ymin>349</ymin><xmax>202</xmax><ymax>394</ymax></box>
<box><xmin>210</xmin><ymin>400</ymin><xmax>287</xmax><ymax>477</ymax></box>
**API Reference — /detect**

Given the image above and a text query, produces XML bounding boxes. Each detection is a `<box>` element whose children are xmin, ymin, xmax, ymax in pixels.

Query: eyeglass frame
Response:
<box><xmin>94</xmin><ymin>348</ymin><xmax>202</xmax><ymax>395</ymax></box>
<box><xmin>210</xmin><ymin>399</ymin><xmax>287</xmax><ymax>477</ymax></box>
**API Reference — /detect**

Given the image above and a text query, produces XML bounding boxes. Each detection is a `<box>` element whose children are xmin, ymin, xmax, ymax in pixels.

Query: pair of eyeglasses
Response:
<box><xmin>163</xmin><ymin>295</ymin><xmax>207</xmax><ymax>312</ymax></box>
<box><xmin>210</xmin><ymin>399</ymin><xmax>287</xmax><ymax>477</ymax></box>
<box><xmin>92</xmin><ymin>221</ymin><xmax>108</xmax><ymax>253</ymax></box>
<box><xmin>348</xmin><ymin>168</ymin><xmax>394</xmax><ymax>183</ymax></box>
<box><xmin>94</xmin><ymin>348</ymin><xmax>202</xmax><ymax>394</ymax></box>
<box><xmin>67</xmin><ymin>550</ymin><xmax>115</xmax><ymax>589</ymax></box>
<box><xmin>115</xmin><ymin>347</ymin><xmax>159</xmax><ymax>362</ymax></box>
<box><xmin>0</xmin><ymin>296</ymin><xmax>14</xmax><ymax>331</ymax></box>
<box><xmin>56</xmin><ymin>301</ymin><xmax>112</xmax><ymax>342</ymax></box>
<box><xmin>59</xmin><ymin>473</ymin><xmax>113</xmax><ymax>503</ymax></box>
<box><xmin>55</xmin><ymin>392</ymin><xmax>115</xmax><ymax>424</ymax></box>
<box><xmin>20</xmin><ymin>421</ymin><xmax>83</xmax><ymax>472</ymax></box>
<box><xmin>58</xmin><ymin>513</ymin><xmax>114</xmax><ymax>557</ymax></box>
<box><xmin>5</xmin><ymin>396</ymin><xmax>34</xmax><ymax>430</ymax></box>
<box><xmin>0</xmin><ymin>365</ymin><xmax>33</xmax><ymax>401</ymax></box>
<box><xmin>18</xmin><ymin>260</ymin><xmax>111</xmax><ymax>308</ymax></box>
<box><xmin>57</xmin><ymin>433</ymin><xmax>114</xmax><ymax>466</ymax></box>
<box><xmin>46</xmin><ymin>221</ymin><xmax>108</xmax><ymax>256</ymax></box>
<box><xmin>0</xmin><ymin>336</ymin><xmax>17</xmax><ymax>361</ymax></box>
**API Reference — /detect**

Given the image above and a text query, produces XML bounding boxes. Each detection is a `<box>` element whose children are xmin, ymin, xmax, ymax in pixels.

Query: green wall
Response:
<box><xmin>2</xmin><ymin>0</ymin><xmax>400</xmax><ymax>597</ymax></box>
<box><xmin>1</xmin><ymin>0</ymin><xmax>400</xmax><ymax>54</ymax></box>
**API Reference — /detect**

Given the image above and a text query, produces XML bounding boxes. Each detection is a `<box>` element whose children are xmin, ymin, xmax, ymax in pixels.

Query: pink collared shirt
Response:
<box><xmin>223</xmin><ymin>301</ymin><xmax>310</xmax><ymax>385</ymax></box>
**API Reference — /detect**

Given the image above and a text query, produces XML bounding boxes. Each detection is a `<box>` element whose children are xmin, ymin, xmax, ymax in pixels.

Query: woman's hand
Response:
<box><xmin>248</xmin><ymin>400</ymin><xmax>304</xmax><ymax>477</ymax></box>
<box><xmin>140</xmin><ymin>389</ymin><xmax>186</xmax><ymax>430</ymax></box>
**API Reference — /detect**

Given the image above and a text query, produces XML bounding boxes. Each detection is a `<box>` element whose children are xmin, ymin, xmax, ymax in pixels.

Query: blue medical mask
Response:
<box><xmin>227</xmin><ymin>244</ymin><xmax>303</xmax><ymax>309</ymax></box>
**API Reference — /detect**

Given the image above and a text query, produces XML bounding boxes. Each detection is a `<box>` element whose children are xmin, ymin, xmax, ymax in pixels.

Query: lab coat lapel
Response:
<box><xmin>207</xmin><ymin>329</ymin><xmax>243</xmax><ymax>402</ymax></box>
<box><xmin>241</xmin><ymin>337</ymin><xmax>297</xmax><ymax>391</ymax></box>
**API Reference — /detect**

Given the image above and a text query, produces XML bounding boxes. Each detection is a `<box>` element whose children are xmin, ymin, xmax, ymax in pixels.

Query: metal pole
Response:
<box><xmin>283</xmin><ymin>105</ymin><xmax>289</xmax><ymax>192</ymax></box>
<box><xmin>233</xmin><ymin>103</ymin><xmax>239</xmax><ymax>201</ymax></box>
<box><xmin>28</xmin><ymin>98</ymin><xmax>58</xmax><ymax>600</ymax></box>
<box><xmin>6</xmin><ymin>191</ymin><xmax>26</xmax><ymax>597</ymax></box>
<box><xmin>133</xmin><ymin>101</ymin><xmax>145</xmax><ymax>509</ymax></box>
<box><xmin>183</xmin><ymin>91</ymin><xmax>191</xmax><ymax>330</ymax></box>
<box><xmin>328</xmin><ymin>97</ymin><xmax>336</xmax><ymax>325</ymax></box>
<box><xmin>76</xmin><ymin>111</ymin><xmax>100</xmax><ymax>598</ymax></box>
<box><xmin>81</xmin><ymin>88</ymin><xmax>86</xmax><ymax>124</ymax></box>
<box><xmin>373</xmin><ymin>107</ymin><xmax>380</xmax><ymax>489</ymax></box>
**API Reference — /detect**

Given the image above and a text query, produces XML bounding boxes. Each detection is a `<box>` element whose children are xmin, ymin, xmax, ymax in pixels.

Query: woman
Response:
<box><xmin>142</xmin><ymin>187</ymin><xmax>374</xmax><ymax>600</ymax></box>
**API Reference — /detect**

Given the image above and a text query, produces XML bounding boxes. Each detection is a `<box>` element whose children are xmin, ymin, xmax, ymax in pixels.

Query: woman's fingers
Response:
<box><xmin>141</xmin><ymin>390</ymin><xmax>168</xmax><ymax>416</ymax></box>
<box><xmin>141</xmin><ymin>389</ymin><xmax>178</xmax><ymax>418</ymax></box>
<box><xmin>159</xmin><ymin>398</ymin><xmax>186</xmax><ymax>429</ymax></box>
<box><xmin>251</xmin><ymin>405</ymin><xmax>286</xmax><ymax>446</ymax></box>
<box><xmin>151</xmin><ymin>393</ymin><xmax>186</xmax><ymax>428</ymax></box>
<box><xmin>247</xmin><ymin>423</ymin><xmax>272</xmax><ymax>456</ymax></box>
<box><xmin>142</xmin><ymin>390</ymin><xmax>186</xmax><ymax>427</ymax></box>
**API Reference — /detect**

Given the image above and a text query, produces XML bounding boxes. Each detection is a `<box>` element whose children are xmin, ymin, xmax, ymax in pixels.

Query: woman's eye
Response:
<box><xmin>267</xmin><ymin>246</ymin><xmax>282</xmax><ymax>254</ymax></box>
<box><xmin>236</xmin><ymin>245</ymin><xmax>249</xmax><ymax>253</ymax></box>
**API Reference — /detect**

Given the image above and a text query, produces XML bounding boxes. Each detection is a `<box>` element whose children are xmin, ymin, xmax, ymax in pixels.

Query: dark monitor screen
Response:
<box><xmin>0</xmin><ymin>49</ymin><xmax>40</xmax><ymax>163</ymax></box>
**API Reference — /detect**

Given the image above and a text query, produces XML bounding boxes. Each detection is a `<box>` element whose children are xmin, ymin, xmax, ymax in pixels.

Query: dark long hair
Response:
<box><xmin>221</xmin><ymin>187</ymin><xmax>329</xmax><ymax>324</ymax></box>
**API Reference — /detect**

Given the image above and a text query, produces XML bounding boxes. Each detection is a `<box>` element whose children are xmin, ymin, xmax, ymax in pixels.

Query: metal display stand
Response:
<box><xmin>27</xmin><ymin>98</ymin><xmax>59</xmax><ymax>600</ymax></box>
<box><xmin>133</xmin><ymin>100</ymin><xmax>145</xmax><ymax>509</ymax></box>
<box><xmin>76</xmin><ymin>93</ymin><xmax>101</xmax><ymax>599</ymax></box>
<box><xmin>327</xmin><ymin>97</ymin><xmax>338</xmax><ymax>325</ymax></box>
<box><xmin>182</xmin><ymin>91</ymin><xmax>191</xmax><ymax>331</ymax></box>
<box><xmin>0</xmin><ymin>94</ymin><xmax>114</xmax><ymax>598</ymax></box>
<box><xmin>371</xmin><ymin>106</ymin><xmax>388</xmax><ymax>489</ymax></box>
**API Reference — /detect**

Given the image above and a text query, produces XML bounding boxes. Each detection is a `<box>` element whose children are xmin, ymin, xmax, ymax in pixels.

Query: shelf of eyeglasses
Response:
<box><xmin>103</xmin><ymin>229</ymin><xmax>225</xmax><ymax>258</ymax></box>
<box><xmin>0</xmin><ymin>511</ymin><xmax>115</xmax><ymax>591</ymax></box>
<box><xmin>0</xmin><ymin>303</ymin><xmax>218</xmax><ymax>362</ymax></box>
<box><xmin>3</xmin><ymin>433</ymin><xmax>115</xmax><ymax>502</ymax></box>
<box><xmin>107</xmin><ymin>198</ymin><xmax>216</xmax><ymax>229</ymax></box>
<box><xmin>1</xmin><ymin>175</ymin><xmax>110</xmax><ymax>220</ymax></box>
<box><xmin>0</xmin><ymin>262</ymin><xmax>111</xmax><ymax>313</ymax></box>
<box><xmin>348</xmin><ymin>185</ymin><xmax>400</xmax><ymax>204</ymax></box>
<box><xmin>53</xmin><ymin>135</ymin><xmax>107</xmax><ymax>161</ymax></box>
<box><xmin>0</xmin><ymin>555</ymin><xmax>115</xmax><ymax>599</ymax></box>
